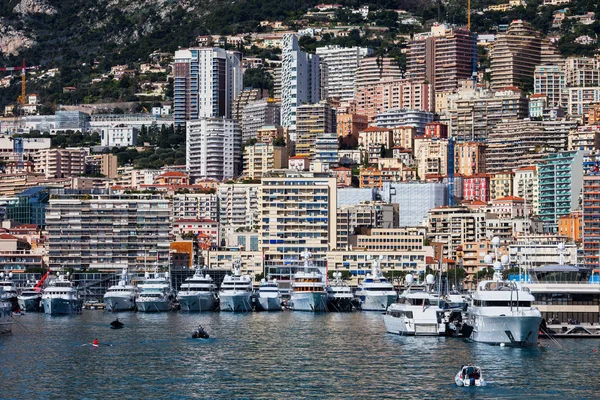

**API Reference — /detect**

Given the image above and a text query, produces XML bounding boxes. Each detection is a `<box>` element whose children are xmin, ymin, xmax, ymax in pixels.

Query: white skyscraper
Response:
<box><xmin>316</xmin><ymin>45</ymin><xmax>372</xmax><ymax>103</ymax></box>
<box><xmin>280</xmin><ymin>34</ymin><xmax>320</xmax><ymax>140</ymax></box>
<box><xmin>186</xmin><ymin>117</ymin><xmax>242</xmax><ymax>182</ymax></box>
<box><xmin>174</xmin><ymin>47</ymin><xmax>243</xmax><ymax>127</ymax></box>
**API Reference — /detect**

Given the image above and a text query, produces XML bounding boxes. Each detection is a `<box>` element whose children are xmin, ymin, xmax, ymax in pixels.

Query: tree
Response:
<box><xmin>243</xmin><ymin>67</ymin><xmax>274</xmax><ymax>92</ymax></box>
<box><xmin>380</xmin><ymin>144</ymin><xmax>387</xmax><ymax>158</ymax></box>
<box><xmin>273</xmin><ymin>136</ymin><xmax>285</xmax><ymax>147</ymax></box>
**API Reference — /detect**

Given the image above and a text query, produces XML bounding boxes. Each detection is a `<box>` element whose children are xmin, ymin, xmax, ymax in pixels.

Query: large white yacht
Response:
<box><xmin>289</xmin><ymin>250</ymin><xmax>328</xmax><ymax>312</ymax></box>
<box><xmin>41</xmin><ymin>272</ymin><xmax>82</xmax><ymax>315</ymax></box>
<box><xmin>355</xmin><ymin>256</ymin><xmax>397</xmax><ymax>311</ymax></box>
<box><xmin>136</xmin><ymin>270</ymin><xmax>175</xmax><ymax>312</ymax></box>
<box><xmin>384</xmin><ymin>274</ymin><xmax>448</xmax><ymax>336</ymax></box>
<box><xmin>177</xmin><ymin>267</ymin><xmax>218</xmax><ymax>312</ymax></box>
<box><xmin>326</xmin><ymin>272</ymin><xmax>354</xmax><ymax>312</ymax></box>
<box><xmin>256</xmin><ymin>277</ymin><xmax>282</xmax><ymax>311</ymax></box>
<box><xmin>0</xmin><ymin>288</ymin><xmax>12</xmax><ymax>334</ymax></box>
<box><xmin>0</xmin><ymin>271</ymin><xmax>19</xmax><ymax>311</ymax></box>
<box><xmin>219</xmin><ymin>260</ymin><xmax>253</xmax><ymax>312</ymax></box>
<box><xmin>104</xmin><ymin>268</ymin><xmax>138</xmax><ymax>312</ymax></box>
<box><xmin>17</xmin><ymin>283</ymin><xmax>42</xmax><ymax>312</ymax></box>
<box><xmin>467</xmin><ymin>238</ymin><xmax>542</xmax><ymax>347</ymax></box>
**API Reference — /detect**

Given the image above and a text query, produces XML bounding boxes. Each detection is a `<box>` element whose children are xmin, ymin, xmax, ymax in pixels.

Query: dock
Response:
<box><xmin>83</xmin><ymin>302</ymin><xmax>106</xmax><ymax>310</ymax></box>
<box><xmin>542</xmin><ymin>323</ymin><xmax>600</xmax><ymax>338</ymax></box>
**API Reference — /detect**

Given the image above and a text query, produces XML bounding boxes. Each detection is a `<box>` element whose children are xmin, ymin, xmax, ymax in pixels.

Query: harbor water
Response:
<box><xmin>2</xmin><ymin>311</ymin><xmax>600</xmax><ymax>399</ymax></box>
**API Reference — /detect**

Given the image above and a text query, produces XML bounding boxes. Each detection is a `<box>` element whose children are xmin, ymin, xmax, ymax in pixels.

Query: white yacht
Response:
<box><xmin>17</xmin><ymin>282</ymin><xmax>43</xmax><ymax>312</ymax></box>
<box><xmin>355</xmin><ymin>256</ymin><xmax>397</xmax><ymax>311</ymax></box>
<box><xmin>289</xmin><ymin>251</ymin><xmax>327</xmax><ymax>312</ymax></box>
<box><xmin>467</xmin><ymin>241</ymin><xmax>542</xmax><ymax>347</ymax></box>
<box><xmin>41</xmin><ymin>272</ymin><xmax>82</xmax><ymax>315</ymax></box>
<box><xmin>256</xmin><ymin>277</ymin><xmax>282</xmax><ymax>311</ymax></box>
<box><xmin>177</xmin><ymin>267</ymin><xmax>218</xmax><ymax>312</ymax></box>
<box><xmin>326</xmin><ymin>272</ymin><xmax>354</xmax><ymax>312</ymax></box>
<box><xmin>104</xmin><ymin>268</ymin><xmax>138</xmax><ymax>312</ymax></box>
<box><xmin>219</xmin><ymin>261</ymin><xmax>253</xmax><ymax>312</ymax></box>
<box><xmin>0</xmin><ymin>271</ymin><xmax>19</xmax><ymax>311</ymax></box>
<box><xmin>136</xmin><ymin>270</ymin><xmax>175</xmax><ymax>312</ymax></box>
<box><xmin>384</xmin><ymin>274</ymin><xmax>451</xmax><ymax>336</ymax></box>
<box><xmin>0</xmin><ymin>288</ymin><xmax>12</xmax><ymax>334</ymax></box>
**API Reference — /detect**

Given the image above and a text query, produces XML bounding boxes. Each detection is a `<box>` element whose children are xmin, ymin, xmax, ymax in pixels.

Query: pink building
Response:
<box><xmin>331</xmin><ymin>167</ymin><xmax>352</xmax><ymax>187</ymax></box>
<box><xmin>355</xmin><ymin>79</ymin><xmax>434</xmax><ymax>120</ymax></box>
<box><xmin>462</xmin><ymin>174</ymin><xmax>491</xmax><ymax>203</ymax></box>
<box><xmin>173</xmin><ymin>219</ymin><xmax>220</xmax><ymax>248</ymax></box>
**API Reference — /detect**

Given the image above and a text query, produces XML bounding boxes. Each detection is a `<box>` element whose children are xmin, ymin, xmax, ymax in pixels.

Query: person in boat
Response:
<box><xmin>472</xmin><ymin>369</ymin><xmax>480</xmax><ymax>380</ymax></box>
<box><xmin>93</xmin><ymin>339</ymin><xmax>99</xmax><ymax>346</ymax></box>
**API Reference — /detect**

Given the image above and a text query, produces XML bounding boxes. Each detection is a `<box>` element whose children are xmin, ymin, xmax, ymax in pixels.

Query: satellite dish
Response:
<box><xmin>500</xmin><ymin>255</ymin><xmax>509</xmax><ymax>265</ymax></box>
<box><xmin>0</xmin><ymin>272</ymin><xmax>3</xmax><ymax>278</ymax></box>
<box><xmin>405</xmin><ymin>274</ymin><xmax>414</xmax><ymax>284</ymax></box>
<box><xmin>491</xmin><ymin>237</ymin><xmax>501</xmax><ymax>247</ymax></box>
<box><xmin>557</xmin><ymin>242</ymin><xmax>565</xmax><ymax>251</ymax></box>
<box><xmin>261</xmin><ymin>278</ymin><xmax>266</xmax><ymax>283</ymax></box>
<box><xmin>8</xmin><ymin>272</ymin><xmax>13</xmax><ymax>278</ymax></box>
<box><xmin>426</xmin><ymin>274</ymin><xmax>435</xmax><ymax>285</ymax></box>
<box><xmin>484</xmin><ymin>255</ymin><xmax>493</xmax><ymax>264</ymax></box>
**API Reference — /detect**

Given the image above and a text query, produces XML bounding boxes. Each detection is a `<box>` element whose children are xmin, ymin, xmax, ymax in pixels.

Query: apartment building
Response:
<box><xmin>583</xmin><ymin>172</ymin><xmax>600</xmax><ymax>268</ymax></box>
<box><xmin>172</xmin><ymin>193</ymin><xmax>218</xmax><ymax>221</ymax></box>
<box><xmin>280</xmin><ymin>34</ymin><xmax>320</xmax><ymax>134</ymax></box>
<box><xmin>295</xmin><ymin>102</ymin><xmax>336</xmax><ymax>159</ymax></box>
<box><xmin>336</xmin><ymin>202</ymin><xmax>399</xmax><ymax>250</ymax></box>
<box><xmin>32</xmin><ymin>148</ymin><xmax>86</xmax><ymax>178</ymax></box>
<box><xmin>455</xmin><ymin>142</ymin><xmax>486</xmax><ymax>176</ymax></box>
<box><xmin>316</xmin><ymin>45</ymin><xmax>372</xmax><ymax>102</ymax></box>
<box><xmin>217</xmin><ymin>183</ymin><xmax>260</xmax><ymax>230</ymax></box>
<box><xmin>185</xmin><ymin>117</ymin><xmax>242</xmax><ymax>182</ymax></box>
<box><xmin>427</xmin><ymin>206</ymin><xmax>487</xmax><ymax>260</ymax></box>
<box><xmin>173</xmin><ymin>47</ymin><xmax>243</xmax><ymax>127</ymax></box>
<box><xmin>538</xmin><ymin>150</ymin><xmax>583</xmax><ymax>232</ymax></box>
<box><xmin>259</xmin><ymin>170</ymin><xmax>337</xmax><ymax>269</ymax></box>
<box><xmin>243</xmin><ymin>143</ymin><xmax>288</xmax><ymax>179</ymax></box>
<box><xmin>241</xmin><ymin>99</ymin><xmax>281</xmax><ymax>142</ymax></box>
<box><xmin>46</xmin><ymin>193</ymin><xmax>171</xmax><ymax>270</ymax></box>
<box><xmin>533</xmin><ymin>65</ymin><xmax>566</xmax><ymax>107</ymax></box>
<box><xmin>380</xmin><ymin>182</ymin><xmax>448</xmax><ymax>226</ymax></box>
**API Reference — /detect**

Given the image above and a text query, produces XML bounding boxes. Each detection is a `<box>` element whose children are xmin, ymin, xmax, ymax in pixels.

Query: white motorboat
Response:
<box><xmin>41</xmin><ymin>272</ymin><xmax>82</xmax><ymax>315</ymax></box>
<box><xmin>0</xmin><ymin>271</ymin><xmax>19</xmax><ymax>311</ymax></box>
<box><xmin>219</xmin><ymin>261</ymin><xmax>253</xmax><ymax>312</ymax></box>
<box><xmin>467</xmin><ymin>238</ymin><xmax>542</xmax><ymax>347</ymax></box>
<box><xmin>326</xmin><ymin>272</ymin><xmax>354</xmax><ymax>312</ymax></box>
<box><xmin>177</xmin><ymin>267</ymin><xmax>218</xmax><ymax>312</ymax></box>
<box><xmin>256</xmin><ymin>277</ymin><xmax>282</xmax><ymax>311</ymax></box>
<box><xmin>355</xmin><ymin>256</ymin><xmax>397</xmax><ymax>311</ymax></box>
<box><xmin>17</xmin><ymin>283</ymin><xmax>42</xmax><ymax>312</ymax></box>
<box><xmin>0</xmin><ymin>288</ymin><xmax>12</xmax><ymax>334</ymax></box>
<box><xmin>289</xmin><ymin>250</ymin><xmax>327</xmax><ymax>312</ymax></box>
<box><xmin>136</xmin><ymin>270</ymin><xmax>175</xmax><ymax>312</ymax></box>
<box><xmin>104</xmin><ymin>268</ymin><xmax>138</xmax><ymax>312</ymax></box>
<box><xmin>455</xmin><ymin>366</ymin><xmax>485</xmax><ymax>387</ymax></box>
<box><xmin>384</xmin><ymin>274</ymin><xmax>449</xmax><ymax>336</ymax></box>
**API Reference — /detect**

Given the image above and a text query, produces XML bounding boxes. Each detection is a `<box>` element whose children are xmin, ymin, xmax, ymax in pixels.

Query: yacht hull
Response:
<box><xmin>290</xmin><ymin>292</ymin><xmax>327</xmax><ymax>312</ymax></box>
<box><xmin>104</xmin><ymin>296</ymin><xmax>136</xmax><ymax>312</ymax></box>
<box><xmin>137</xmin><ymin>300</ymin><xmax>172</xmax><ymax>312</ymax></box>
<box><xmin>18</xmin><ymin>296</ymin><xmax>42</xmax><ymax>312</ymax></box>
<box><xmin>220</xmin><ymin>293</ymin><xmax>253</xmax><ymax>312</ymax></box>
<box><xmin>326</xmin><ymin>297</ymin><xmax>354</xmax><ymax>312</ymax></box>
<box><xmin>256</xmin><ymin>296</ymin><xmax>281</xmax><ymax>311</ymax></box>
<box><xmin>470</xmin><ymin>315</ymin><xmax>541</xmax><ymax>346</ymax></box>
<box><xmin>359</xmin><ymin>294</ymin><xmax>397</xmax><ymax>311</ymax></box>
<box><xmin>384</xmin><ymin>312</ymin><xmax>446</xmax><ymax>336</ymax></box>
<box><xmin>42</xmin><ymin>298</ymin><xmax>82</xmax><ymax>315</ymax></box>
<box><xmin>178</xmin><ymin>295</ymin><xmax>216</xmax><ymax>312</ymax></box>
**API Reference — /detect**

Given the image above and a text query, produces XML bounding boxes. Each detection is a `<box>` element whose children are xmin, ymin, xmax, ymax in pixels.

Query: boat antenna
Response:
<box><xmin>557</xmin><ymin>242</ymin><xmax>565</xmax><ymax>265</ymax></box>
<box><xmin>301</xmin><ymin>249</ymin><xmax>311</xmax><ymax>273</ymax></box>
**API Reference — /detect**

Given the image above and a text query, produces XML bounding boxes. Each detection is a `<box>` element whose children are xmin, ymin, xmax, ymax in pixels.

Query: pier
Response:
<box><xmin>543</xmin><ymin>323</ymin><xmax>600</xmax><ymax>338</ymax></box>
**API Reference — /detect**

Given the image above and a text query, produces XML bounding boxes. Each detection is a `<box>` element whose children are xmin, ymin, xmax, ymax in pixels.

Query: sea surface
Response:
<box><xmin>1</xmin><ymin>311</ymin><xmax>599</xmax><ymax>399</ymax></box>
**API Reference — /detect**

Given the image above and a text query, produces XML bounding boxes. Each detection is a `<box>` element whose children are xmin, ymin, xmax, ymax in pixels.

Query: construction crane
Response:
<box><xmin>0</xmin><ymin>59</ymin><xmax>40</xmax><ymax>109</ymax></box>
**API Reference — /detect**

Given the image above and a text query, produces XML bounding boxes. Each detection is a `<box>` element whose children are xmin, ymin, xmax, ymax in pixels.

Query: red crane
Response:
<box><xmin>0</xmin><ymin>59</ymin><xmax>40</xmax><ymax>107</ymax></box>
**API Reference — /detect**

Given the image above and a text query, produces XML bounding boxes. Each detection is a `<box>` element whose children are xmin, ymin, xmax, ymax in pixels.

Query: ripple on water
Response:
<box><xmin>1</xmin><ymin>311</ymin><xmax>599</xmax><ymax>399</ymax></box>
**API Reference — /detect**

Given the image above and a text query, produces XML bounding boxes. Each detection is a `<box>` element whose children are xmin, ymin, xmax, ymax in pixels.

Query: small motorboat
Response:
<box><xmin>455</xmin><ymin>365</ymin><xmax>485</xmax><ymax>387</ymax></box>
<box><xmin>192</xmin><ymin>325</ymin><xmax>209</xmax><ymax>339</ymax></box>
<box><xmin>110</xmin><ymin>318</ymin><xmax>124</xmax><ymax>329</ymax></box>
